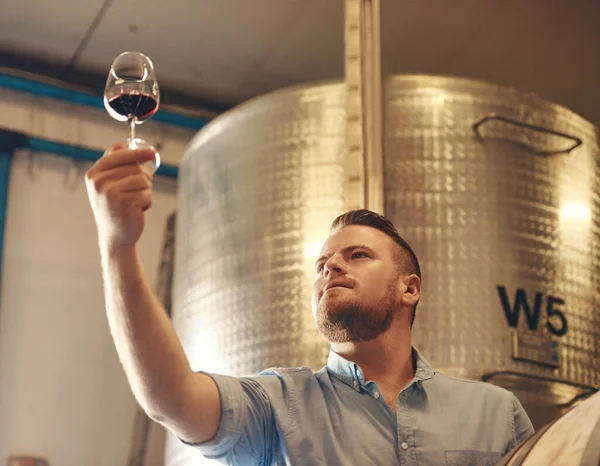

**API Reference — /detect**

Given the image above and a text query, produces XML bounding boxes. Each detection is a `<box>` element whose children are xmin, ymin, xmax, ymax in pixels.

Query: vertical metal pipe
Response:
<box><xmin>344</xmin><ymin>0</ymin><xmax>384</xmax><ymax>214</ymax></box>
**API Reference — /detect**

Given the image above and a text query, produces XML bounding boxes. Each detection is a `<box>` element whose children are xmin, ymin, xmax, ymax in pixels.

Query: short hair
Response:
<box><xmin>330</xmin><ymin>209</ymin><xmax>421</xmax><ymax>327</ymax></box>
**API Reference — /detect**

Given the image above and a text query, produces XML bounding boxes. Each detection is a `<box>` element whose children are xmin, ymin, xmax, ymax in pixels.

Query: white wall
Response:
<box><xmin>0</xmin><ymin>86</ymin><xmax>197</xmax><ymax>466</ymax></box>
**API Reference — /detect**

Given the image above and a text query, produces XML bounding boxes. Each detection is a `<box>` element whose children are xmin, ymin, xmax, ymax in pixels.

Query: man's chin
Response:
<box><xmin>315</xmin><ymin>304</ymin><xmax>393</xmax><ymax>343</ymax></box>
<box><xmin>316</xmin><ymin>321</ymin><xmax>356</xmax><ymax>344</ymax></box>
<box><xmin>316</xmin><ymin>310</ymin><xmax>364</xmax><ymax>343</ymax></box>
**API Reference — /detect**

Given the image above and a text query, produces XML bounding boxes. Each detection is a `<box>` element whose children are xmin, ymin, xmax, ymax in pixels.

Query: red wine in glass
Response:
<box><xmin>107</xmin><ymin>92</ymin><xmax>158</xmax><ymax>121</ymax></box>
<box><xmin>104</xmin><ymin>52</ymin><xmax>161</xmax><ymax>173</ymax></box>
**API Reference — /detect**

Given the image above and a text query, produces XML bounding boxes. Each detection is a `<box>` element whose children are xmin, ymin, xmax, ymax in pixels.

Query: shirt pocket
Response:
<box><xmin>445</xmin><ymin>450</ymin><xmax>502</xmax><ymax>466</ymax></box>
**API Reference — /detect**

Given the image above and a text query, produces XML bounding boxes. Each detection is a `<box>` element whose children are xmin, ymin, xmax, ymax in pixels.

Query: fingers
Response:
<box><xmin>138</xmin><ymin>190</ymin><xmax>153</xmax><ymax>211</ymax></box>
<box><xmin>90</xmin><ymin>162</ymin><xmax>152</xmax><ymax>190</ymax></box>
<box><xmin>91</xmin><ymin>174</ymin><xmax>152</xmax><ymax>204</ymax></box>
<box><xmin>85</xmin><ymin>143</ymin><xmax>156</xmax><ymax>250</ymax></box>
<box><xmin>121</xmin><ymin>189</ymin><xmax>153</xmax><ymax>211</ymax></box>
<box><xmin>85</xmin><ymin>143</ymin><xmax>157</xmax><ymax>195</ymax></box>
<box><xmin>99</xmin><ymin>178</ymin><xmax>153</xmax><ymax>213</ymax></box>
<box><xmin>92</xmin><ymin>146</ymin><xmax>157</xmax><ymax>173</ymax></box>
<box><xmin>112</xmin><ymin>174</ymin><xmax>152</xmax><ymax>193</ymax></box>
<box><xmin>85</xmin><ymin>164</ymin><xmax>153</xmax><ymax>201</ymax></box>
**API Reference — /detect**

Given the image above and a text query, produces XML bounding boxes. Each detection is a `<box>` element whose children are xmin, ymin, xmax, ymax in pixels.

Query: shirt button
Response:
<box><xmin>374</xmin><ymin>391</ymin><xmax>380</xmax><ymax>399</ymax></box>
<box><xmin>401</xmin><ymin>442</ymin><xmax>409</xmax><ymax>450</ymax></box>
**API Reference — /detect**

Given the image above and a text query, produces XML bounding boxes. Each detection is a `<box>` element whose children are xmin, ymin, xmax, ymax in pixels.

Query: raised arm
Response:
<box><xmin>85</xmin><ymin>144</ymin><xmax>220</xmax><ymax>443</ymax></box>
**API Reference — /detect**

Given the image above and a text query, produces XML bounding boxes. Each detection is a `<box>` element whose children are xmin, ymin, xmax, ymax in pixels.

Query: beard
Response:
<box><xmin>315</xmin><ymin>282</ymin><xmax>397</xmax><ymax>343</ymax></box>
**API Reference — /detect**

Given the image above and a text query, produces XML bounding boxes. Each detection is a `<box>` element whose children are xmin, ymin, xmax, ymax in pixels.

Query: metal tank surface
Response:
<box><xmin>170</xmin><ymin>76</ymin><xmax>599</xmax><ymax>463</ymax></box>
<box><xmin>173</xmin><ymin>82</ymin><xmax>346</xmax><ymax>376</ymax></box>
<box><xmin>497</xmin><ymin>390</ymin><xmax>600</xmax><ymax>466</ymax></box>
<box><xmin>382</xmin><ymin>75</ymin><xmax>600</xmax><ymax>428</ymax></box>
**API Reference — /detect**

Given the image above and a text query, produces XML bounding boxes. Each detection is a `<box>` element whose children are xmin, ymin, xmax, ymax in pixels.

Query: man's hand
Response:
<box><xmin>85</xmin><ymin>143</ymin><xmax>158</xmax><ymax>252</ymax></box>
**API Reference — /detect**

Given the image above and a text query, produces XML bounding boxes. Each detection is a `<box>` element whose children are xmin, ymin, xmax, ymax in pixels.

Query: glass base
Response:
<box><xmin>126</xmin><ymin>138</ymin><xmax>161</xmax><ymax>174</ymax></box>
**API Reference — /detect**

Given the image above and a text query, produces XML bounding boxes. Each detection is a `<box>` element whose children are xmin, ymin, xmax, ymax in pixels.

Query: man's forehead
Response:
<box><xmin>320</xmin><ymin>225</ymin><xmax>391</xmax><ymax>255</ymax></box>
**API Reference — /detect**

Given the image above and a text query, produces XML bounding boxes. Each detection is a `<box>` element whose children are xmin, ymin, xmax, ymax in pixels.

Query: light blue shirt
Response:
<box><xmin>186</xmin><ymin>348</ymin><xmax>534</xmax><ymax>465</ymax></box>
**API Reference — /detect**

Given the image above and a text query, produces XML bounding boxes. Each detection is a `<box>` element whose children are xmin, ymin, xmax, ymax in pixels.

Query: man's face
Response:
<box><xmin>311</xmin><ymin>225</ymin><xmax>403</xmax><ymax>343</ymax></box>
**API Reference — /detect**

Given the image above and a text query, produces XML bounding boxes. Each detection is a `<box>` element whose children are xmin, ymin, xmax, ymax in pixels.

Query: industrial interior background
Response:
<box><xmin>0</xmin><ymin>1</ymin><xmax>599</xmax><ymax>466</ymax></box>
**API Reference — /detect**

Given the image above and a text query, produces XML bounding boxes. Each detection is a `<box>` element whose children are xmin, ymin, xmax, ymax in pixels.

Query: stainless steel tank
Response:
<box><xmin>170</xmin><ymin>76</ymin><xmax>600</xmax><ymax>460</ymax></box>
<box><xmin>382</xmin><ymin>75</ymin><xmax>599</xmax><ymax>428</ymax></box>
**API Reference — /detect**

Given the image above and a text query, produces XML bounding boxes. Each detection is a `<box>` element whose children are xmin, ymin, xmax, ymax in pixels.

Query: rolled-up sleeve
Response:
<box><xmin>180</xmin><ymin>373</ymin><xmax>278</xmax><ymax>463</ymax></box>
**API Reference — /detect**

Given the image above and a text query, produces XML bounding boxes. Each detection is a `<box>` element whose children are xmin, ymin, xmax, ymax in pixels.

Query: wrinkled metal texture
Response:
<box><xmin>383</xmin><ymin>76</ymin><xmax>599</xmax><ymax>426</ymax></box>
<box><xmin>173</xmin><ymin>83</ymin><xmax>346</xmax><ymax>378</ymax></box>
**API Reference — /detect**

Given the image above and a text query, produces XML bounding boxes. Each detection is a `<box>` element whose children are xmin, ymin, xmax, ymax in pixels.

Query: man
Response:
<box><xmin>86</xmin><ymin>145</ymin><xmax>534</xmax><ymax>465</ymax></box>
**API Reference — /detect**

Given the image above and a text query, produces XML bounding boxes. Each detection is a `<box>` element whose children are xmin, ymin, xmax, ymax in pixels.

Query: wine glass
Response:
<box><xmin>104</xmin><ymin>51</ymin><xmax>161</xmax><ymax>173</ymax></box>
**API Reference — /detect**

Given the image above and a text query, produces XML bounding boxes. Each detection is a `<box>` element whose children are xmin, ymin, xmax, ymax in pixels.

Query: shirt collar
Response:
<box><xmin>326</xmin><ymin>346</ymin><xmax>435</xmax><ymax>392</ymax></box>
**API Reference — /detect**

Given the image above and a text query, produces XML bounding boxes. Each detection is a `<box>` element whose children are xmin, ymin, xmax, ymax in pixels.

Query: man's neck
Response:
<box><xmin>330</xmin><ymin>321</ymin><xmax>414</xmax><ymax>393</ymax></box>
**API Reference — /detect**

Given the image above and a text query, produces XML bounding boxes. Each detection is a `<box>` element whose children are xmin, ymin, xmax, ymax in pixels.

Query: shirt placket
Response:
<box><xmin>354</xmin><ymin>368</ymin><xmax>402</xmax><ymax>465</ymax></box>
<box><xmin>396</xmin><ymin>386</ymin><xmax>418</xmax><ymax>466</ymax></box>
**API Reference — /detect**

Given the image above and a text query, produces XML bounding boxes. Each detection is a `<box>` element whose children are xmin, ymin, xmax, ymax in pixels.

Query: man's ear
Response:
<box><xmin>401</xmin><ymin>274</ymin><xmax>421</xmax><ymax>307</ymax></box>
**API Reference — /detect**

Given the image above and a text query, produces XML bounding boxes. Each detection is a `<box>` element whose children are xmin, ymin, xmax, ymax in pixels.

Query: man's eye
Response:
<box><xmin>316</xmin><ymin>264</ymin><xmax>324</xmax><ymax>273</ymax></box>
<box><xmin>352</xmin><ymin>251</ymin><xmax>369</xmax><ymax>259</ymax></box>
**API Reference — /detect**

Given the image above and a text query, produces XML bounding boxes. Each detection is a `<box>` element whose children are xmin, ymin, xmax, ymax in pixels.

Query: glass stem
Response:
<box><xmin>129</xmin><ymin>117</ymin><xmax>136</xmax><ymax>140</ymax></box>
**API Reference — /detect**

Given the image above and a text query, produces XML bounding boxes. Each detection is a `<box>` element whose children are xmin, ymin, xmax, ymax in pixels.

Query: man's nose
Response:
<box><xmin>324</xmin><ymin>256</ymin><xmax>345</xmax><ymax>277</ymax></box>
